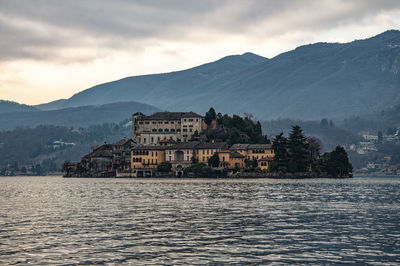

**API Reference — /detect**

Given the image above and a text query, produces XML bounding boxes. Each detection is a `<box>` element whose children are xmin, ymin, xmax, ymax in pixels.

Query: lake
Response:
<box><xmin>1</xmin><ymin>176</ymin><xmax>399</xmax><ymax>264</ymax></box>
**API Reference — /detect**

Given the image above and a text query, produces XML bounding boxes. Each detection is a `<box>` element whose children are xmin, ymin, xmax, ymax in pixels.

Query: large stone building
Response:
<box><xmin>132</xmin><ymin>112</ymin><xmax>205</xmax><ymax>145</ymax></box>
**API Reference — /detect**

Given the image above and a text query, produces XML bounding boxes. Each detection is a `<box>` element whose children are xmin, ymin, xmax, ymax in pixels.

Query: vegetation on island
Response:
<box><xmin>271</xmin><ymin>125</ymin><xmax>353</xmax><ymax>177</ymax></box>
<box><xmin>201</xmin><ymin>107</ymin><xmax>269</xmax><ymax>145</ymax></box>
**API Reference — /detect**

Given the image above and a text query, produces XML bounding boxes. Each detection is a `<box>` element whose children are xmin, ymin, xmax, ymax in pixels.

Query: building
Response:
<box><xmin>217</xmin><ymin>150</ymin><xmax>245</xmax><ymax>169</ymax></box>
<box><xmin>165</xmin><ymin>141</ymin><xmax>200</xmax><ymax>176</ymax></box>
<box><xmin>113</xmin><ymin>138</ymin><xmax>135</xmax><ymax>174</ymax></box>
<box><xmin>132</xmin><ymin>112</ymin><xmax>205</xmax><ymax>145</ymax></box>
<box><xmin>230</xmin><ymin>143</ymin><xmax>274</xmax><ymax>170</ymax></box>
<box><xmin>195</xmin><ymin>142</ymin><xmax>228</xmax><ymax>164</ymax></box>
<box><xmin>131</xmin><ymin>145</ymin><xmax>166</xmax><ymax>177</ymax></box>
<box><xmin>81</xmin><ymin>144</ymin><xmax>114</xmax><ymax>177</ymax></box>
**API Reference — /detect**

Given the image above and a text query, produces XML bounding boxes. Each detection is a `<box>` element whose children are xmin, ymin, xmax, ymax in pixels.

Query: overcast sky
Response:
<box><xmin>0</xmin><ymin>0</ymin><xmax>399</xmax><ymax>105</ymax></box>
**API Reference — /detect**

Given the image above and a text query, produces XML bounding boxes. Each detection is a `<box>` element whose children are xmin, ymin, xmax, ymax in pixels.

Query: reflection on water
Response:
<box><xmin>0</xmin><ymin>176</ymin><xmax>399</xmax><ymax>264</ymax></box>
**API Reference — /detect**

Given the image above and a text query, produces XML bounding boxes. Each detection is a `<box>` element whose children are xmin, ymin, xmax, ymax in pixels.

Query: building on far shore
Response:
<box><xmin>132</xmin><ymin>112</ymin><xmax>206</xmax><ymax>145</ymax></box>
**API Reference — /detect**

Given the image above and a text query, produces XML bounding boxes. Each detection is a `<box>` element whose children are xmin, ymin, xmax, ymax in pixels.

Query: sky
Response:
<box><xmin>0</xmin><ymin>0</ymin><xmax>399</xmax><ymax>105</ymax></box>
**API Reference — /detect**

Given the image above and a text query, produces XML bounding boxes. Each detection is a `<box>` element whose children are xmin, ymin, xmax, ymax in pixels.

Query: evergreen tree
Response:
<box><xmin>208</xmin><ymin>153</ymin><xmax>220</xmax><ymax>168</ymax></box>
<box><xmin>288</xmin><ymin>125</ymin><xmax>309</xmax><ymax>173</ymax></box>
<box><xmin>157</xmin><ymin>161</ymin><xmax>172</xmax><ymax>172</ymax></box>
<box><xmin>319</xmin><ymin>146</ymin><xmax>353</xmax><ymax>177</ymax></box>
<box><xmin>272</xmin><ymin>132</ymin><xmax>290</xmax><ymax>172</ymax></box>
<box><xmin>320</xmin><ymin>118</ymin><xmax>329</xmax><ymax>128</ymax></box>
<box><xmin>204</xmin><ymin>107</ymin><xmax>216</xmax><ymax>125</ymax></box>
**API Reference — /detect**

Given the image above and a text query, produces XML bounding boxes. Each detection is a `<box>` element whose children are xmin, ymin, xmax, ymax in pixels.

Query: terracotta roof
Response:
<box><xmin>138</xmin><ymin>112</ymin><xmax>203</xmax><ymax>120</ymax></box>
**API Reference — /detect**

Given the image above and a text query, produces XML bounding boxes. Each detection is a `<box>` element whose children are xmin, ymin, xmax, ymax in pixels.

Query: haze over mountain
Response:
<box><xmin>0</xmin><ymin>101</ymin><xmax>159</xmax><ymax>130</ymax></box>
<box><xmin>0</xmin><ymin>100</ymin><xmax>38</xmax><ymax>114</ymax></box>
<box><xmin>33</xmin><ymin>30</ymin><xmax>400</xmax><ymax>120</ymax></box>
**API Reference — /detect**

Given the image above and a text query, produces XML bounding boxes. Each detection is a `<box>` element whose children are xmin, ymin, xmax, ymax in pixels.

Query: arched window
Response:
<box><xmin>158</xmin><ymin>128</ymin><xmax>163</xmax><ymax>132</ymax></box>
<box><xmin>165</xmin><ymin>128</ymin><xmax>169</xmax><ymax>132</ymax></box>
<box><xmin>152</xmin><ymin>128</ymin><xmax>157</xmax><ymax>132</ymax></box>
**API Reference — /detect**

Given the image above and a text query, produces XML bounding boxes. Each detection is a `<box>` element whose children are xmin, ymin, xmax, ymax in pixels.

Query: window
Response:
<box><xmin>183</xmin><ymin>129</ymin><xmax>187</xmax><ymax>132</ymax></box>
<box><xmin>151</xmin><ymin>152</ymin><xmax>154</xmax><ymax>156</ymax></box>
<box><xmin>165</xmin><ymin>121</ymin><xmax>169</xmax><ymax>124</ymax></box>
<box><xmin>165</xmin><ymin>128</ymin><xmax>169</xmax><ymax>132</ymax></box>
<box><xmin>158</xmin><ymin>128</ymin><xmax>163</xmax><ymax>132</ymax></box>
<box><xmin>152</xmin><ymin>128</ymin><xmax>156</xmax><ymax>132</ymax></box>
<box><xmin>184</xmin><ymin>119</ymin><xmax>187</xmax><ymax>122</ymax></box>
<box><xmin>189</xmin><ymin>125</ymin><xmax>193</xmax><ymax>127</ymax></box>
<box><xmin>139</xmin><ymin>122</ymin><xmax>143</xmax><ymax>125</ymax></box>
<box><xmin>151</xmin><ymin>137</ymin><xmax>154</xmax><ymax>143</ymax></box>
<box><xmin>169</xmin><ymin>156</ymin><xmax>172</xmax><ymax>161</ymax></box>
<box><xmin>189</xmin><ymin>129</ymin><xmax>192</xmax><ymax>132</ymax></box>
<box><xmin>143</xmin><ymin>138</ymin><xmax>146</xmax><ymax>143</ymax></box>
<box><xmin>171</xmin><ymin>121</ymin><xmax>174</xmax><ymax>124</ymax></box>
<box><xmin>196</xmin><ymin>119</ymin><xmax>198</xmax><ymax>122</ymax></box>
<box><xmin>152</xmin><ymin>121</ymin><xmax>156</xmax><ymax>124</ymax></box>
<box><xmin>171</xmin><ymin>129</ymin><xmax>175</xmax><ymax>132</ymax></box>
<box><xmin>177</xmin><ymin>129</ymin><xmax>181</xmax><ymax>132</ymax></box>
<box><xmin>158</xmin><ymin>121</ymin><xmax>163</xmax><ymax>124</ymax></box>
<box><xmin>145</xmin><ymin>121</ymin><xmax>150</xmax><ymax>124</ymax></box>
<box><xmin>189</xmin><ymin>119</ymin><xmax>193</xmax><ymax>122</ymax></box>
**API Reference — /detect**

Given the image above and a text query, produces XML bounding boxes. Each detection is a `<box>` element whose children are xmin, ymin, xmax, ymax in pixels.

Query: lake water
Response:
<box><xmin>0</xmin><ymin>176</ymin><xmax>399</xmax><ymax>264</ymax></box>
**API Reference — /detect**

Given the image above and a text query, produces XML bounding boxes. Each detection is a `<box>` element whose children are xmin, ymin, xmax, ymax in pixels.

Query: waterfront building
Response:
<box><xmin>132</xmin><ymin>112</ymin><xmax>205</xmax><ymax>145</ymax></box>
<box><xmin>195</xmin><ymin>142</ymin><xmax>228</xmax><ymax>163</ymax></box>
<box><xmin>131</xmin><ymin>145</ymin><xmax>166</xmax><ymax>177</ymax></box>
<box><xmin>113</xmin><ymin>138</ymin><xmax>135</xmax><ymax>174</ymax></box>
<box><xmin>165</xmin><ymin>141</ymin><xmax>200</xmax><ymax>176</ymax></box>
<box><xmin>230</xmin><ymin>143</ymin><xmax>274</xmax><ymax>170</ymax></box>
<box><xmin>81</xmin><ymin>144</ymin><xmax>114</xmax><ymax>176</ymax></box>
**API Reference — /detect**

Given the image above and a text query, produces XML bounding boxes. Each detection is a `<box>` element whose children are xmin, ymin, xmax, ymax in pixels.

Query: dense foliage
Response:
<box><xmin>271</xmin><ymin>125</ymin><xmax>353</xmax><ymax>177</ymax></box>
<box><xmin>202</xmin><ymin>107</ymin><xmax>269</xmax><ymax>146</ymax></box>
<box><xmin>157</xmin><ymin>161</ymin><xmax>172</xmax><ymax>172</ymax></box>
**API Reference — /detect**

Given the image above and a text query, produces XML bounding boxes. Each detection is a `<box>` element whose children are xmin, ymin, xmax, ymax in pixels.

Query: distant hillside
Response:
<box><xmin>0</xmin><ymin>101</ymin><xmax>160</xmax><ymax>130</ymax></box>
<box><xmin>0</xmin><ymin>100</ymin><xmax>38</xmax><ymax>113</ymax></box>
<box><xmin>36</xmin><ymin>52</ymin><xmax>267</xmax><ymax>110</ymax></box>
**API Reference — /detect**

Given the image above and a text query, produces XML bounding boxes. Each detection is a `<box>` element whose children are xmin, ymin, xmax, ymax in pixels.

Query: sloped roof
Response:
<box><xmin>115</xmin><ymin>138</ymin><xmax>134</xmax><ymax>146</ymax></box>
<box><xmin>230</xmin><ymin>143</ymin><xmax>272</xmax><ymax>150</ymax></box>
<box><xmin>85</xmin><ymin>144</ymin><xmax>113</xmax><ymax>158</ymax></box>
<box><xmin>230</xmin><ymin>151</ymin><xmax>245</xmax><ymax>158</ymax></box>
<box><xmin>132</xmin><ymin>145</ymin><xmax>166</xmax><ymax>151</ymax></box>
<box><xmin>166</xmin><ymin>141</ymin><xmax>200</xmax><ymax>150</ymax></box>
<box><xmin>138</xmin><ymin>112</ymin><xmax>202</xmax><ymax>120</ymax></box>
<box><xmin>196</xmin><ymin>142</ymin><xmax>228</xmax><ymax>149</ymax></box>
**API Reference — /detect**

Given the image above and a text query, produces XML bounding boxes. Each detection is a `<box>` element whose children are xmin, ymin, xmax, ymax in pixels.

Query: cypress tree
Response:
<box><xmin>288</xmin><ymin>125</ymin><xmax>309</xmax><ymax>173</ymax></box>
<box><xmin>272</xmin><ymin>132</ymin><xmax>290</xmax><ymax>172</ymax></box>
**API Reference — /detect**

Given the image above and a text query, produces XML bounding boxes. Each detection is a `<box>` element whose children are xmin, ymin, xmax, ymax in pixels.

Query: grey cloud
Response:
<box><xmin>0</xmin><ymin>0</ymin><xmax>399</xmax><ymax>62</ymax></box>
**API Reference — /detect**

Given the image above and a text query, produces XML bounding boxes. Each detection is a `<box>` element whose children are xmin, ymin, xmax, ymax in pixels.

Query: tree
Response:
<box><xmin>329</xmin><ymin>120</ymin><xmax>334</xmax><ymax>128</ymax></box>
<box><xmin>319</xmin><ymin>146</ymin><xmax>352</xmax><ymax>177</ymax></box>
<box><xmin>208</xmin><ymin>153</ymin><xmax>220</xmax><ymax>168</ymax></box>
<box><xmin>320</xmin><ymin>118</ymin><xmax>329</xmax><ymax>128</ymax></box>
<box><xmin>271</xmin><ymin>132</ymin><xmax>290</xmax><ymax>172</ymax></box>
<box><xmin>204</xmin><ymin>107</ymin><xmax>216</xmax><ymax>125</ymax></box>
<box><xmin>288</xmin><ymin>125</ymin><xmax>309</xmax><ymax>173</ymax></box>
<box><xmin>306</xmin><ymin>137</ymin><xmax>321</xmax><ymax>171</ymax></box>
<box><xmin>157</xmin><ymin>161</ymin><xmax>172</xmax><ymax>172</ymax></box>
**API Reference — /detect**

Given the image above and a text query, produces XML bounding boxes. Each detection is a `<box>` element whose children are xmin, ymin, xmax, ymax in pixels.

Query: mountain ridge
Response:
<box><xmin>33</xmin><ymin>29</ymin><xmax>400</xmax><ymax>120</ymax></box>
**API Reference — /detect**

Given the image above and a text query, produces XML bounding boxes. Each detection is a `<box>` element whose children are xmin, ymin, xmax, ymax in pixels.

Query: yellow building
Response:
<box><xmin>217</xmin><ymin>150</ymin><xmax>246</xmax><ymax>169</ymax></box>
<box><xmin>195</xmin><ymin>142</ymin><xmax>228</xmax><ymax>163</ymax></box>
<box><xmin>131</xmin><ymin>145</ymin><xmax>166</xmax><ymax>170</ymax></box>
<box><xmin>230</xmin><ymin>144</ymin><xmax>274</xmax><ymax>170</ymax></box>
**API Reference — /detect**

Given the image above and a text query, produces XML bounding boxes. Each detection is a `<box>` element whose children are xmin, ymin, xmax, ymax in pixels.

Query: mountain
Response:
<box><xmin>36</xmin><ymin>30</ymin><xmax>400</xmax><ymax>120</ymax></box>
<box><xmin>0</xmin><ymin>100</ymin><xmax>39</xmax><ymax>113</ymax></box>
<box><xmin>0</xmin><ymin>101</ymin><xmax>160</xmax><ymax>130</ymax></box>
<box><xmin>36</xmin><ymin>52</ymin><xmax>267</xmax><ymax>110</ymax></box>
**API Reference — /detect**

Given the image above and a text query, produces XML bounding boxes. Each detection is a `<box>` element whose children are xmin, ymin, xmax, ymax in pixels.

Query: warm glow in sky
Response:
<box><xmin>0</xmin><ymin>0</ymin><xmax>399</xmax><ymax>105</ymax></box>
